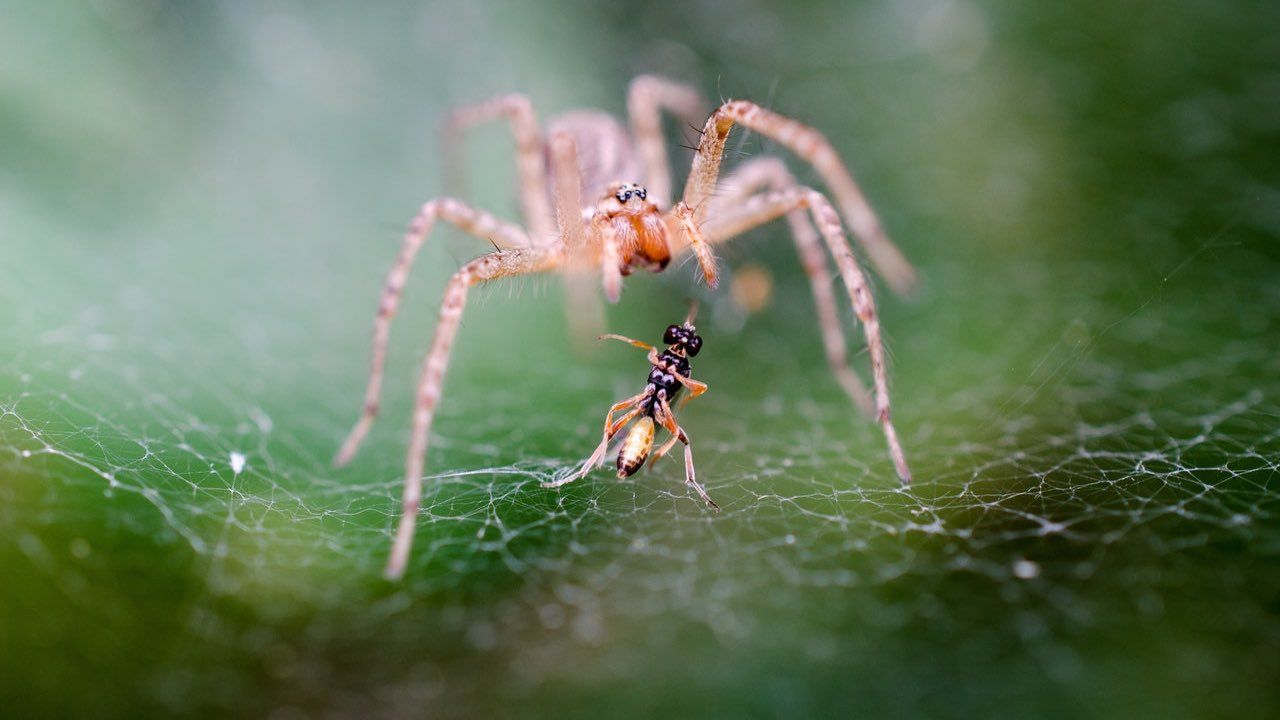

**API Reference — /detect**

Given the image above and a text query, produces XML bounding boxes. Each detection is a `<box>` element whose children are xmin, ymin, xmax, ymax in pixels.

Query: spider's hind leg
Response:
<box><xmin>335</xmin><ymin>199</ymin><xmax>531</xmax><ymax>468</ymax></box>
<box><xmin>681</xmin><ymin>100</ymin><xmax>917</xmax><ymax>294</ymax></box>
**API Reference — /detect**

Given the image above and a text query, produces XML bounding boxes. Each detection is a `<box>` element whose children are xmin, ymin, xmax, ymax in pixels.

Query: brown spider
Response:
<box><xmin>334</xmin><ymin>76</ymin><xmax>916</xmax><ymax>579</ymax></box>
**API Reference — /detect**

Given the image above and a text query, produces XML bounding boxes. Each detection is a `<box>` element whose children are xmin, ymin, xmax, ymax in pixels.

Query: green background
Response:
<box><xmin>2</xmin><ymin>1</ymin><xmax>1278</xmax><ymax>717</ymax></box>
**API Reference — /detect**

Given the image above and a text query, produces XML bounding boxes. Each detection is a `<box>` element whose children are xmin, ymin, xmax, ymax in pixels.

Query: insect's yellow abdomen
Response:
<box><xmin>617</xmin><ymin>416</ymin><xmax>655</xmax><ymax>478</ymax></box>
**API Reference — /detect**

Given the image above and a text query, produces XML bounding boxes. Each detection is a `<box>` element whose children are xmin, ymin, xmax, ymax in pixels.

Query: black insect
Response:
<box><xmin>543</xmin><ymin>311</ymin><xmax>717</xmax><ymax>510</ymax></box>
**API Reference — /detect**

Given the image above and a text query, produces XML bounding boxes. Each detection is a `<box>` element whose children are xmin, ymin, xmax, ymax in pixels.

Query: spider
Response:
<box><xmin>334</xmin><ymin>75</ymin><xmax>916</xmax><ymax>579</ymax></box>
<box><xmin>543</xmin><ymin>310</ymin><xmax>717</xmax><ymax>510</ymax></box>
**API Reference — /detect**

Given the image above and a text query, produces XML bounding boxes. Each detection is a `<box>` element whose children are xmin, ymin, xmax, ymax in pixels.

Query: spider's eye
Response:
<box><xmin>635</xmin><ymin>187</ymin><xmax>647</xmax><ymax>200</ymax></box>
<box><xmin>663</xmin><ymin>324</ymin><xmax>680</xmax><ymax>344</ymax></box>
<box><xmin>686</xmin><ymin>335</ymin><xmax>702</xmax><ymax>356</ymax></box>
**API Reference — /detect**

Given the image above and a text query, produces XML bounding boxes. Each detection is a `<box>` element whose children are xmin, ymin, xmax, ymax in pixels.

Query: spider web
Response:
<box><xmin>3</xmin><ymin>1</ymin><xmax>1280</xmax><ymax>714</ymax></box>
<box><xmin>3</xmin><ymin>207</ymin><xmax>1278</xmax><ymax>715</ymax></box>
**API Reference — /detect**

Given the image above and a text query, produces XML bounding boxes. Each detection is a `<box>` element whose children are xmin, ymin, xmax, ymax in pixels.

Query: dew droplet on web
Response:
<box><xmin>1013</xmin><ymin>559</ymin><xmax>1041</xmax><ymax>579</ymax></box>
<box><xmin>230</xmin><ymin>451</ymin><xmax>247</xmax><ymax>475</ymax></box>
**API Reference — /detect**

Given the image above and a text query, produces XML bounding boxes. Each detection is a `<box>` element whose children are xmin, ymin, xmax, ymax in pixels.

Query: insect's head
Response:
<box><xmin>663</xmin><ymin>322</ymin><xmax>702</xmax><ymax>357</ymax></box>
<box><xmin>613</xmin><ymin>182</ymin><xmax>648</xmax><ymax>205</ymax></box>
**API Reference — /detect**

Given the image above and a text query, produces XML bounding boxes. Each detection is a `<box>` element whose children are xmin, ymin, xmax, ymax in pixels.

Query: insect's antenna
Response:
<box><xmin>685</xmin><ymin>299</ymin><xmax>699</xmax><ymax>325</ymax></box>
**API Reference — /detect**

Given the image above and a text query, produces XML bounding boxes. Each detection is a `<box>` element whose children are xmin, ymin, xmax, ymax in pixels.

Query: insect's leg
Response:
<box><xmin>334</xmin><ymin>200</ymin><xmax>532</xmax><ymax>468</ymax></box>
<box><xmin>705</xmin><ymin>157</ymin><xmax>874</xmax><ymax>415</ymax></box>
<box><xmin>650</xmin><ymin>401</ymin><xmax>680</xmax><ymax>460</ymax></box>
<box><xmin>652</xmin><ymin>431</ymin><xmax>681</xmax><ymax>461</ymax></box>
<box><xmin>384</xmin><ymin>247</ymin><xmax>563</xmax><ymax>580</ymax></box>
<box><xmin>598</xmin><ymin>334</ymin><xmax>655</xmax><ymax>351</ymax></box>
<box><xmin>671</xmin><ymin>371</ymin><xmax>708</xmax><ymax>399</ymax></box>
<box><xmin>442</xmin><ymin>94</ymin><xmax>556</xmax><ymax>244</ymax></box>
<box><xmin>678</xmin><ymin>427</ymin><xmax>718</xmax><ymax>510</ymax></box>
<box><xmin>680</xmin><ymin>101</ymin><xmax>916</xmax><ymax>294</ymax></box>
<box><xmin>542</xmin><ymin>393</ymin><xmax>645</xmax><ymax>488</ymax></box>
<box><xmin>576</xmin><ymin>405</ymin><xmax>644</xmax><ymax>481</ymax></box>
<box><xmin>655</xmin><ymin>399</ymin><xmax>718</xmax><ymax>511</ymax></box>
<box><xmin>697</xmin><ymin>187</ymin><xmax>912</xmax><ymax>484</ymax></box>
<box><xmin>627</xmin><ymin>75</ymin><xmax>708</xmax><ymax>210</ymax></box>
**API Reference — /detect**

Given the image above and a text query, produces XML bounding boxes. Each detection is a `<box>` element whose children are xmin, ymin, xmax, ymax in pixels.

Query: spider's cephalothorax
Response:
<box><xmin>544</xmin><ymin>316</ymin><xmax>717</xmax><ymax>509</ymax></box>
<box><xmin>336</xmin><ymin>76</ymin><xmax>917</xmax><ymax>579</ymax></box>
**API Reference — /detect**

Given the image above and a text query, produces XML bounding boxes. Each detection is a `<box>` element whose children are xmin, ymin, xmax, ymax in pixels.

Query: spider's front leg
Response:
<box><xmin>334</xmin><ymin>199</ymin><xmax>531</xmax><ymax>468</ymax></box>
<box><xmin>706</xmin><ymin>157</ymin><xmax>875</xmax><ymax>415</ymax></box>
<box><xmin>378</xmin><ymin>246</ymin><xmax>562</xmax><ymax>580</ymax></box>
<box><xmin>697</xmin><ymin>187</ymin><xmax>913</xmax><ymax>484</ymax></box>
<box><xmin>683</xmin><ymin>100</ymin><xmax>917</xmax><ymax>294</ymax></box>
<box><xmin>627</xmin><ymin>75</ymin><xmax>708</xmax><ymax>210</ymax></box>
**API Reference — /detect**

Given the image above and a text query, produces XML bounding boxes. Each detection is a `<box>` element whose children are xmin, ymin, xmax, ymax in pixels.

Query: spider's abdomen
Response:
<box><xmin>617</xmin><ymin>416</ymin><xmax>655</xmax><ymax>478</ymax></box>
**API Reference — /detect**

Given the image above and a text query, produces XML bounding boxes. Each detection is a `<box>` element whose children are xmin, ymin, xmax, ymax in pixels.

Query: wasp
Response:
<box><xmin>544</xmin><ymin>310</ymin><xmax>718</xmax><ymax>510</ymax></box>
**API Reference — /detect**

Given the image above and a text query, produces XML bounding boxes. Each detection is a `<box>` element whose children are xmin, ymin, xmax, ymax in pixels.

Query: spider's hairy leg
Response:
<box><xmin>627</xmin><ymin>75</ymin><xmax>708</xmax><ymax>209</ymax></box>
<box><xmin>550</xmin><ymin>131</ymin><xmax>587</xmax><ymax>252</ymax></box>
<box><xmin>682</xmin><ymin>100</ymin><xmax>917</xmax><ymax>294</ymax></box>
<box><xmin>334</xmin><ymin>199</ymin><xmax>531</xmax><ymax>468</ymax></box>
<box><xmin>655</xmin><ymin>398</ymin><xmax>718</xmax><ymax>510</ymax></box>
<box><xmin>706</xmin><ymin>157</ymin><xmax>874</xmax><ymax>415</ymax></box>
<box><xmin>593</xmin><ymin>213</ymin><xmax>624</xmax><ymax>303</ymax></box>
<box><xmin>383</xmin><ymin>246</ymin><xmax>564</xmax><ymax>580</ymax></box>
<box><xmin>544</xmin><ymin>391</ymin><xmax>648</xmax><ymax>488</ymax></box>
<box><xmin>549</xmin><ymin>131</ymin><xmax>605</xmax><ymax>342</ymax></box>
<box><xmin>672</xmin><ymin>200</ymin><xmax>720</xmax><ymax>289</ymax></box>
<box><xmin>441</xmin><ymin>93</ymin><xmax>556</xmax><ymax>244</ymax></box>
<box><xmin>699</xmin><ymin>187</ymin><xmax>912</xmax><ymax>484</ymax></box>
